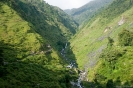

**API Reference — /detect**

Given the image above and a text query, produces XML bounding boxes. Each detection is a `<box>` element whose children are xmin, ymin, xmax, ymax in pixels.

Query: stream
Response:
<box><xmin>70</xmin><ymin>68</ymin><xmax>87</xmax><ymax>88</ymax></box>
<box><xmin>61</xmin><ymin>43</ymin><xmax>87</xmax><ymax>88</ymax></box>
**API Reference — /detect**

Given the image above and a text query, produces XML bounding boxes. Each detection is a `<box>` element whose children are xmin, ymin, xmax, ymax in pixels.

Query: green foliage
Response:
<box><xmin>0</xmin><ymin>0</ymin><xmax>78</xmax><ymax>87</ymax></box>
<box><xmin>88</xmin><ymin>31</ymin><xmax>133</xmax><ymax>87</ymax></box>
<box><xmin>118</xmin><ymin>30</ymin><xmax>133</xmax><ymax>46</ymax></box>
<box><xmin>106</xmin><ymin>79</ymin><xmax>115</xmax><ymax>88</ymax></box>
<box><xmin>100</xmin><ymin>0</ymin><xmax>133</xmax><ymax>22</ymax></box>
<box><xmin>0</xmin><ymin>41</ymin><xmax>71</xmax><ymax>87</ymax></box>
<box><xmin>100</xmin><ymin>48</ymin><xmax>125</xmax><ymax>62</ymax></box>
<box><xmin>70</xmin><ymin>0</ymin><xmax>133</xmax><ymax>68</ymax></box>
<box><xmin>70</xmin><ymin>0</ymin><xmax>133</xmax><ymax>87</ymax></box>
<box><xmin>0</xmin><ymin>48</ymin><xmax>4</xmax><ymax>66</ymax></box>
<box><xmin>64</xmin><ymin>0</ymin><xmax>113</xmax><ymax>25</ymax></box>
<box><xmin>57</xmin><ymin>41</ymin><xmax>65</xmax><ymax>50</ymax></box>
<box><xmin>0</xmin><ymin>62</ymin><xmax>73</xmax><ymax>88</ymax></box>
<box><xmin>107</xmin><ymin>37</ymin><xmax>114</xmax><ymax>48</ymax></box>
<box><xmin>4</xmin><ymin>0</ymin><xmax>78</xmax><ymax>50</ymax></box>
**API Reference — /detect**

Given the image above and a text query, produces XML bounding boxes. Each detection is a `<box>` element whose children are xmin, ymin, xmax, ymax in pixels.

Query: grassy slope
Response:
<box><xmin>0</xmin><ymin>1</ymin><xmax>78</xmax><ymax>87</ymax></box>
<box><xmin>0</xmin><ymin>0</ymin><xmax>67</xmax><ymax>65</ymax></box>
<box><xmin>88</xmin><ymin>29</ymin><xmax>133</xmax><ymax>87</ymax></box>
<box><xmin>10</xmin><ymin>0</ymin><xmax>78</xmax><ymax>45</ymax></box>
<box><xmin>70</xmin><ymin>0</ymin><xmax>133</xmax><ymax>87</ymax></box>
<box><xmin>88</xmin><ymin>45</ymin><xmax>133</xmax><ymax>87</ymax></box>
<box><xmin>70</xmin><ymin>0</ymin><xmax>133</xmax><ymax>69</ymax></box>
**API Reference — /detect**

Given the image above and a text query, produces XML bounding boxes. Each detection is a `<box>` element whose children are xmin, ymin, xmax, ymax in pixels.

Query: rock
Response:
<box><xmin>118</xmin><ymin>16</ymin><xmax>125</xmax><ymax>26</ymax></box>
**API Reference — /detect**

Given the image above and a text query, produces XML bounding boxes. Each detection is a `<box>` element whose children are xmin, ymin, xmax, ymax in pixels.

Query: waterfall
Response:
<box><xmin>65</xmin><ymin>43</ymin><xmax>67</xmax><ymax>49</ymax></box>
<box><xmin>60</xmin><ymin>42</ymin><xmax>84</xmax><ymax>88</ymax></box>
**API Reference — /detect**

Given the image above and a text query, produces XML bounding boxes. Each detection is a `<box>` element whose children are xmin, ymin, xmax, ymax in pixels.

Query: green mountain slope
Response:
<box><xmin>70</xmin><ymin>0</ymin><xmax>133</xmax><ymax>87</ymax></box>
<box><xmin>89</xmin><ymin>31</ymin><xmax>133</xmax><ymax>87</ymax></box>
<box><xmin>64</xmin><ymin>0</ymin><xmax>113</xmax><ymax>25</ymax></box>
<box><xmin>0</xmin><ymin>0</ymin><xmax>78</xmax><ymax>87</ymax></box>
<box><xmin>1</xmin><ymin>0</ymin><xmax>133</xmax><ymax>87</ymax></box>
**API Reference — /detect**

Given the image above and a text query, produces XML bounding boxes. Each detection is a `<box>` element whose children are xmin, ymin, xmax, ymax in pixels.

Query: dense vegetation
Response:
<box><xmin>70</xmin><ymin>0</ymin><xmax>133</xmax><ymax>87</ymax></box>
<box><xmin>1</xmin><ymin>0</ymin><xmax>133</xmax><ymax>87</ymax></box>
<box><xmin>70</xmin><ymin>0</ymin><xmax>133</xmax><ymax>68</ymax></box>
<box><xmin>0</xmin><ymin>0</ymin><xmax>78</xmax><ymax>87</ymax></box>
<box><xmin>88</xmin><ymin>30</ymin><xmax>133</xmax><ymax>87</ymax></box>
<box><xmin>64</xmin><ymin>0</ymin><xmax>113</xmax><ymax>25</ymax></box>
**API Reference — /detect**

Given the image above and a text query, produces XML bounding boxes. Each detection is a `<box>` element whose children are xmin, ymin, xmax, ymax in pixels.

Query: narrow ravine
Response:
<box><xmin>70</xmin><ymin>70</ymin><xmax>87</xmax><ymax>88</ymax></box>
<box><xmin>60</xmin><ymin>43</ymin><xmax>87</xmax><ymax>88</ymax></box>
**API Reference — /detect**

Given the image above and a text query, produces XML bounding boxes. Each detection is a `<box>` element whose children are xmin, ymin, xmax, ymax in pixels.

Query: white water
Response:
<box><xmin>77</xmin><ymin>76</ymin><xmax>82</xmax><ymax>88</ymax></box>
<box><xmin>70</xmin><ymin>71</ymin><xmax>87</xmax><ymax>88</ymax></box>
<box><xmin>60</xmin><ymin>42</ymin><xmax>85</xmax><ymax>88</ymax></box>
<box><xmin>65</xmin><ymin>43</ymin><xmax>67</xmax><ymax>49</ymax></box>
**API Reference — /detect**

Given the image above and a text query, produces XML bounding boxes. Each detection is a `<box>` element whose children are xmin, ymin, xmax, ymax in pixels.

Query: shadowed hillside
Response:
<box><xmin>0</xmin><ymin>0</ymin><xmax>78</xmax><ymax>87</ymax></box>
<box><xmin>1</xmin><ymin>0</ymin><xmax>133</xmax><ymax>87</ymax></box>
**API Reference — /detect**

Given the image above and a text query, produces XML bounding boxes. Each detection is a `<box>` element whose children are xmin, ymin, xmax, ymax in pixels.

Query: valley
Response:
<box><xmin>0</xmin><ymin>0</ymin><xmax>133</xmax><ymax>88</ymax></box>
<box><xmin>64</xmin><ymin>0</ymin><xmax>113</xmax><ymax>25</ymax></box>
<box><xmin>69</xmin><ymin>0</ymin><xmax>133</xmax><ymax>87</ymax></box>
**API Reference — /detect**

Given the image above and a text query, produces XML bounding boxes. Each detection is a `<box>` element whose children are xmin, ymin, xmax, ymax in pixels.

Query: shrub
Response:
<box><xmin>118</xmin><ymin>30</ymin><xmax>133</xmax><ymax>46</ymax></box>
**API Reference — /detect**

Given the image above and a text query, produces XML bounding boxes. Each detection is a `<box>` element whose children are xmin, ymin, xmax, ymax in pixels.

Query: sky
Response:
<box><xmin>44</xmin><ymin>0</ymin><xmax>93</xmax><ymax>10</ymax></box>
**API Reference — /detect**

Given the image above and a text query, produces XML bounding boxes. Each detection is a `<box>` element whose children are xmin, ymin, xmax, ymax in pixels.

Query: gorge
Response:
<box><xmin>0</xmin><ymin>0</ymin><xmax>133</xmax><ymax>88</ymax></box>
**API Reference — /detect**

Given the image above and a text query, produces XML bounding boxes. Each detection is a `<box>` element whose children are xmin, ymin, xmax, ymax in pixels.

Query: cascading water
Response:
<box><xmin>60</xmin><ymin>42</ymin><xmax>86</xmax><ymax>88</ymax></box>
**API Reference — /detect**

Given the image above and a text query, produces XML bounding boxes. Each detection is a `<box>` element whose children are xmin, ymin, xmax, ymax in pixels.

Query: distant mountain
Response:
<box><xmin>70</xmin><ymin>0</ymin><xmax>133</xmax><ymax>87</ymax></box>
<box><xmin>0</xmin><ymin>0</ymin><xmax>78</xmax><ymax>87</ymax></box>
<box><xmin>64</xmin><ymin>0</ymin><xmax>113</xmax><ymax>25</ymax></box>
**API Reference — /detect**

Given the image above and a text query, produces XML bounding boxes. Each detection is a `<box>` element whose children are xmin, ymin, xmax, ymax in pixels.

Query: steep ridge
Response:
<box><xmin>0</xmin><ymin>0</ymin><xmax>78</xmax><ymax>87</ymax></box>
<box><xmin>64</xmin><ymin>0</ymin><xmax>113</xmax><ymax>25</ymax></box>
<box><xmin>70</xmin><ymin>0</ymin><xmax>133</xmax><ymax>87</ymax></box>
<box><xmin>1</xmin><ymin>0</ymin><xmax>133</xmax><ymax>87</ymax></box>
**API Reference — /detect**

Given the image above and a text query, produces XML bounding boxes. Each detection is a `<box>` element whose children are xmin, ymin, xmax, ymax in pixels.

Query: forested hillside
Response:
<box><xmin>70</xmin><ymin>0</ymin><xmax>133</xmax><ymax>87</ymax></box>
<box><xmin>64</xmin><ymin>0</ymin><xmax>113</xmax><ymax>25</ymax></box>
<box><xmin>89</xmin><ymin>30</ymin><xmax>133</xmax><ymax>87</ymax></box>
<box><xmin>0</xmin><ymin>0</ymin><xmax>78</xmax><ymax>87</ymax></box>
<box><xmin>1</xmin><ymin>0</ymin><xmax>133</xmax><ymax>87</ymax></box>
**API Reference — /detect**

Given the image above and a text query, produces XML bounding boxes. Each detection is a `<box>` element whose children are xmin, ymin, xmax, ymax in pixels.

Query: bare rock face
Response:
<box><xmin>118</xmin><ymin>16</ymin><xmax>125</xmax><ymax>26</ymax></box>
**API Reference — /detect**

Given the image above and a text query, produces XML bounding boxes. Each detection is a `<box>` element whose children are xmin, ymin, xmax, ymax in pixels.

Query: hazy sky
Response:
<box><xmin>44</xmin><ymin>0</ymin><xmax>93</xmax><ymax>10</ymax></box>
